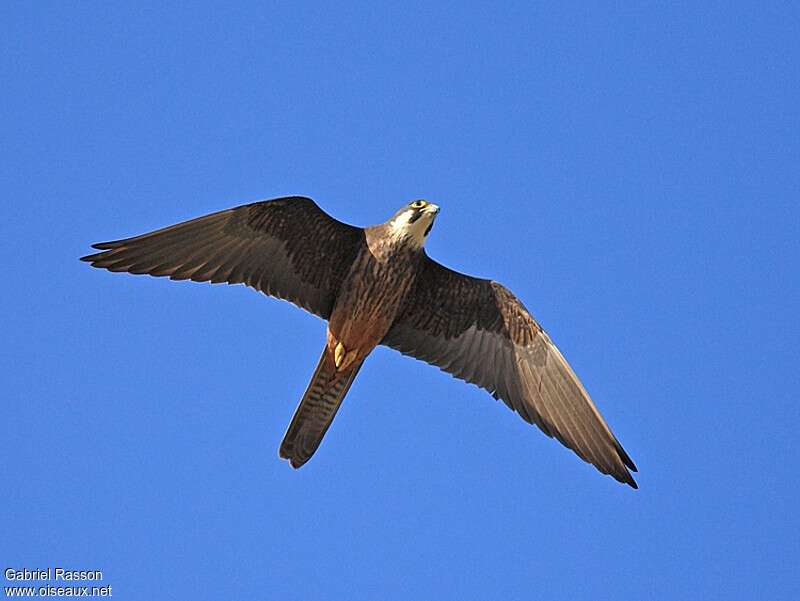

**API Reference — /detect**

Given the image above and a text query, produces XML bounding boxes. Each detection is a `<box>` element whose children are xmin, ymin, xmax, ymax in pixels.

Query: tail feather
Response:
<box><xmin>279</xmin><ymin>348</ymin><xmax>364</xmax><ymax>468</ymax></box>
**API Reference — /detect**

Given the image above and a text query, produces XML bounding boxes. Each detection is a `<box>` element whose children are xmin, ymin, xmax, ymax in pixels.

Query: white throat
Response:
<box><xmin>389</xmin><ymin>209</ymin><xmax>432</xmax><ymax>248</ymax></box>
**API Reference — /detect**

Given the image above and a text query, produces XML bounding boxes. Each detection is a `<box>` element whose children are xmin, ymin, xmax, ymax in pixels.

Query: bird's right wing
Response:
<box><xmin>382</xmin><ymin>254</ymin><xmax>637</xmax><ymax>488</ymax></box>
<box><xmin>81</xmin><ymin>196</ymin><xmax>364</xmax><ymax>320</ymax></box>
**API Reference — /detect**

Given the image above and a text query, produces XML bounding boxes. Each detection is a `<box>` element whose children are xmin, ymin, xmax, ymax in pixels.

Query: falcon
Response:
<box><xmin>81</xmin><ymin>196</ymin><xmax>638</xmax><ymax>487</ymax></box>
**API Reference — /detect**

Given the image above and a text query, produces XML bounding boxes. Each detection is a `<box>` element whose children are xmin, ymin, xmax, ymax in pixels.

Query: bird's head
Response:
<box><xmin>387</xmin><ymin>199</ymin><xmax>440</xmax><ymax>247</ymax></box>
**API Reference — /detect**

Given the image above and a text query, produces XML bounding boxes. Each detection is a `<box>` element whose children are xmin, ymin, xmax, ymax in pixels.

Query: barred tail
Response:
<box><xmin>279</xmin><ymin>348</ymin><xmax>364</xmax><ymax>468</ymax></box>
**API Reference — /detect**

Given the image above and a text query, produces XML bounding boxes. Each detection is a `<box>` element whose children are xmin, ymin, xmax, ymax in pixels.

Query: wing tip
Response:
<box><xmin>618</xmin><ymin>471</ymin><xmax>639</xmax><ymax>489</ymax></box>
<box><xmin>80</xmin><ymin>243</ymin><xmax>120</xmax><ymax>264</ymax></box>
<box><xmin>91</xmin><ymin>240</ymin><xmax>123</xmax><ymax>250</ymax></box>
<box><xmin>614</xmin><ymin>440</ymin><xmax>638</xmax><ymax>473</ymax></box>
<box><xmin>612</xmin><ymin>441</ymin><xmax>638</xmax><ymax>488</ymax></box>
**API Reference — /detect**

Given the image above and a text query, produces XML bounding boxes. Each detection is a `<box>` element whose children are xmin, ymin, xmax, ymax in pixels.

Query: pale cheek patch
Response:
<box><xmin>390</xmin><ymin>210</ymin><xmax>413</xmax><ymax>232</ymax></box>
<box><xmin>389</xmin><ymin>209</ymin><xmax>432</xmax><ymax>247</ymax></box>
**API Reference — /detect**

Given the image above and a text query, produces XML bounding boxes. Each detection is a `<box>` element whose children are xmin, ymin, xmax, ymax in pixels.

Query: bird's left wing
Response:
<box><xmin>81</xmin><ymin>196</ymin><xmax>364</xmax><ymax>320</ymax></box>
<box><xmin>382</xmin><ymin>254</ymin><xmax>638</xmax><ymax>487</ymax></box>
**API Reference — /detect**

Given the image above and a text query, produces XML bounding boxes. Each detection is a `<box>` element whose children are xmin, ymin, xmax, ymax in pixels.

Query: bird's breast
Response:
<box><xmin>327</xmin><ymin>245</ymin><xmax>420</xmax><ymax>356</ymax></box>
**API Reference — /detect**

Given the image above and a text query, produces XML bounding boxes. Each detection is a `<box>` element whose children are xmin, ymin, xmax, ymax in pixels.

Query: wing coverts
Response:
<box><xmin>383</xmin><ymin>255</ymin><xmax>638</xmax><ymax>488</ymax></box>
<box><xmin>81</xmin><ymin>197</ymin><xmax>364</xmax><ymax>319</ymax></box>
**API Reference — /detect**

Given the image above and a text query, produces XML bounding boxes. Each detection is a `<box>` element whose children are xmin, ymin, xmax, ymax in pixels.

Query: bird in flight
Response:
<box><xmin>81</xmin><ymin>197</ymin><xmax>638</xmax><ymax>487</ymax></box>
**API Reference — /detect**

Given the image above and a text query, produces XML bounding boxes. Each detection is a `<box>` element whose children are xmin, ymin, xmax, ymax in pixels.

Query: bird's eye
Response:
<box><xmin>410</xmin><ymin>200</ymin><xmax>427</xmax><ymax>209</ymax></box>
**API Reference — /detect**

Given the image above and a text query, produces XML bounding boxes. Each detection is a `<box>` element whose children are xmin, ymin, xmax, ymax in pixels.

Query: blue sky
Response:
<box><xmin>2</xmin><ymin>2</ymin><xmax>798</xmax><ymax>599</ymax></box>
